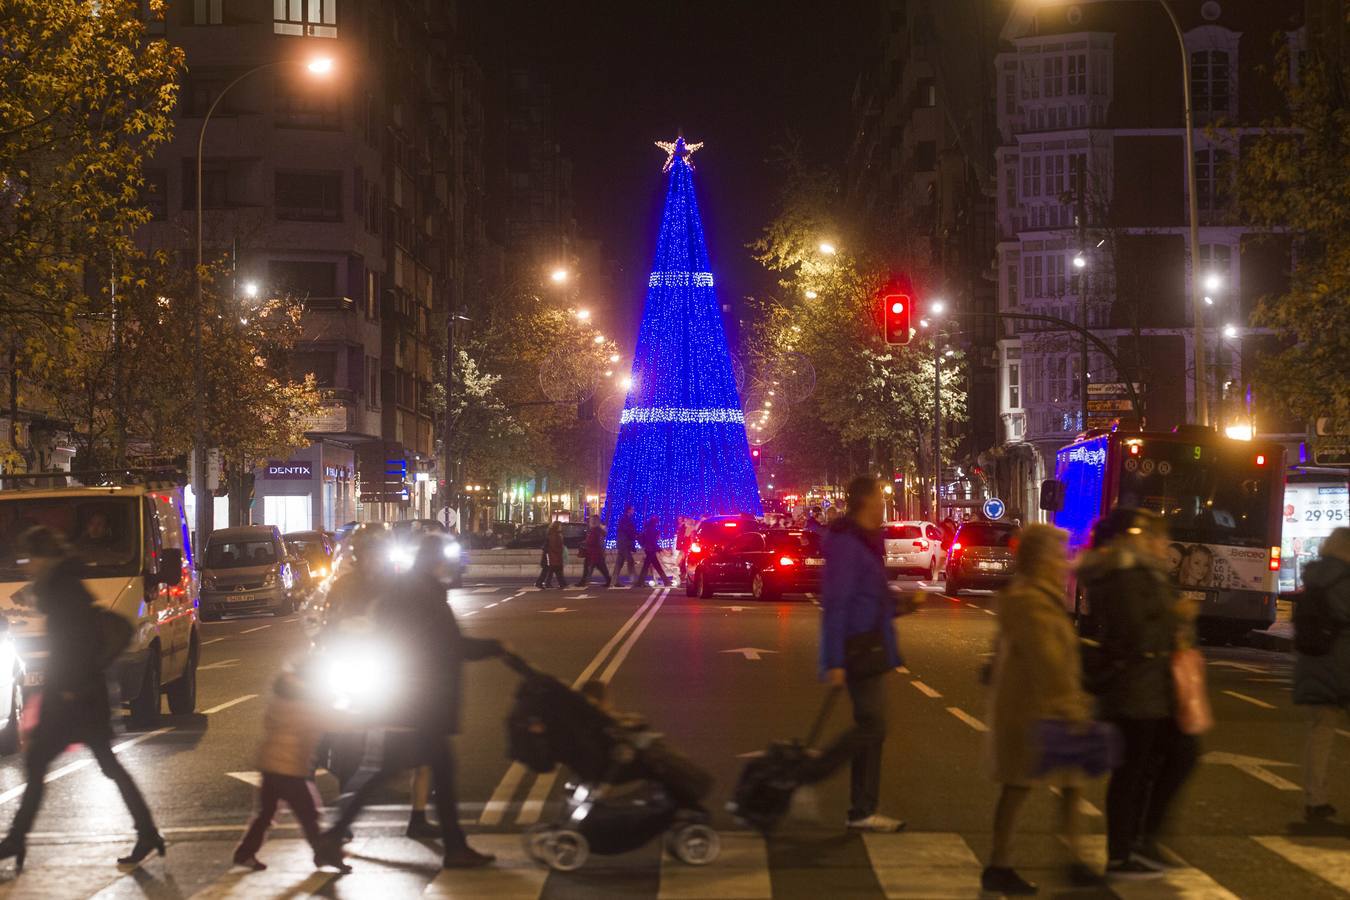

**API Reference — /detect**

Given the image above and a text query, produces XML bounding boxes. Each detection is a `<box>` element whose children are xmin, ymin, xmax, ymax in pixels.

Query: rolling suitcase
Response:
<box><xmin>728</xmin><ymin>687</ymin><xmax>841</xmax><ymax>832</ymax></box>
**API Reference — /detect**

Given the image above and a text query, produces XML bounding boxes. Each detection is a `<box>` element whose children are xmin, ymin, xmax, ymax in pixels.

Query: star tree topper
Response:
<box><xmin>655</xmin><ymin>135</ymin><xmax>703</xmax><ymax>172</ymax></box>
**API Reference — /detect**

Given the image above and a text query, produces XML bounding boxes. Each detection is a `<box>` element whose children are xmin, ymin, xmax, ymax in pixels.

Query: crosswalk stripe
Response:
<box><xmin>1077</xmin><ymin>836</ymin><xmax>1239</xmax><ymax>899</ymax></box>
<box><xmin>1254</xmin><ymin>836</ymin><xmax>1350</xmax><ymax>893</ymax></box>
<box><xmin>422</xmin><ymin>834</ymin><xmax>546</xmax><ymax>898</ymax></box>
<box><xmin>472</xmin><ymin>587</ymin><xmax>499</xmax><ymax>594</ymax></box>
<box><xmin>658</xmin><ymin>833</ymin><xmax>771</xmax><ymax>899</ymax></box>
<box><xmin>862</xmin><ymin>832</ymin><xmax>984</xmax><ymax>899</ymax></box>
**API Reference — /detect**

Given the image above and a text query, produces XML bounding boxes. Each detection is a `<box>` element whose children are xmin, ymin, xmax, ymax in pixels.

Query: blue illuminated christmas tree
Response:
<box><xmin>604</xmin><ymin>137</ymin><xmax>762</xmax><ymax>545</ymax></box>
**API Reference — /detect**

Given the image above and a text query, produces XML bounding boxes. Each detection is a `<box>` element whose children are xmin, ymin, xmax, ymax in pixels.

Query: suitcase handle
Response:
<box><xmin>804</xmin><ymin>686</ymin><xmax>843</xmax><ymax>748</ymax></box>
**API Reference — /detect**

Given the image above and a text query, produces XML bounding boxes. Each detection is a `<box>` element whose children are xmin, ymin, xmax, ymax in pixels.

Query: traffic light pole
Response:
<box><xmin>932</xmin><ymin>335</ymin><xmax>942</xmax><ymax>522</ymax></box>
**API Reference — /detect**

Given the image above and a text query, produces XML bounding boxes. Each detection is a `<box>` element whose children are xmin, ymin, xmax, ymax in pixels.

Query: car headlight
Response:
<box><xmin>443</xmin><ymin>541</ymin><xmax>461</xmax><ymax>560</ymax></box>
<box><xmin>319</xmin><ymin>637</ymin><xmax>399</xmax><ymax>713</ymax></box>
<box><xmin>311</xmin><ymin>565</ymin><xmax>328</xmax><ymax>578</ymax></box>
<box><xmin>388</xmin><ymin>544</ymin><xmax>414</xmax><ymax>570</ymax></box>
<box><xmin>263</xmin><ymin>570</ymin><xmax>277</xmax><ymax>587</ymax></box>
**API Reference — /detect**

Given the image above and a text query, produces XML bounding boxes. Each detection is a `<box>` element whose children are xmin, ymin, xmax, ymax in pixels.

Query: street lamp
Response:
<box><xmin>550</xmin><ymin>268</ymin><xmax>570</xmax><ymax>284</ymax></box>
<box><xmin>593</xmin><ymin>334</ymin><xmax>605</xmax><ymax>344</ymax></box>
<box><xmin>818</xmin><ymin>241</ymin><xmax>837</xmax><ymax>256</ymax></box>
<box><xmin>1204</xmin><ymin>272</ymin><xmax>1223</xmax><ymax>293</ymax></box>
<box><xmin>929</xmin><ymin>301</ymin><xmax>948</xmax><ymax>522</ymax></box>
<box><xmin>608</xmin><ymin>353</ymin><xmax>620</xmax><ymax>363</ymax></box>
<box><xmin>804</xmin><ymin>289</ymin><xmax>818</xmax><ymax>299</ymax></box>
<box><xmin>1222</xmin><ymin>323</ymin><xmax>1238</xmax><ymax>339</ymax></box>
<box><xmin>574</xmin><ymin>308</ymin><xmax>591</xmax><ymax>320</ymax></box>
<box><xmin>192</xmin><ymin>54</ymin><xmax>335</xmax><ymax>552</ymax></box>
<box><xmin>241</xmin><ymin>280</ymin><xmax>259</xmax><ymax>299</ymax></box>
<box><xmin>1073</xmin><ymin>253</ymin><xmax>1087</xmax><ymax>270</ymax></box>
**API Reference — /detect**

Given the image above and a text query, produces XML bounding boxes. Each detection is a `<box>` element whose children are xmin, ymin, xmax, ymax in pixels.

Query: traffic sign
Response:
<box><xmin>982</xmin><ymin>497</ymin><xmax>1006</xmax><ymax>520</ymax></box>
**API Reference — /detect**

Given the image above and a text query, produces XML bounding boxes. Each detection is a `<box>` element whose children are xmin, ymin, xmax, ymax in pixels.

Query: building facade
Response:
<box><xmin>993</xmin><ymin>0</ymin><xmax>1303</xmax><ymax>516</ymax></box>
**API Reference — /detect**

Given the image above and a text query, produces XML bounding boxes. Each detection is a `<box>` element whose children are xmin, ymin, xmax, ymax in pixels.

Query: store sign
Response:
<box><xmin>264</xmin><ymin>461</ymin><xmax>313</xmax><ymax>480</ymax></box>
<box><xmin>1280</xmin><ymin>482</ymin><xmax>1350</xmax><ymax>590</ymax></box>
<box><xmin>323</xmin><ymin>465</ymin><xmax>350</xmax><ymax>481</ymax></box>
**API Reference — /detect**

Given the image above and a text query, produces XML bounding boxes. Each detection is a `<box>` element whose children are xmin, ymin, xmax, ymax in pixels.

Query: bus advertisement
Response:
<box><xmin>1045</xmin><ymin>429</ymin><xmax>1285</xmax><ymax>639</ymax></box>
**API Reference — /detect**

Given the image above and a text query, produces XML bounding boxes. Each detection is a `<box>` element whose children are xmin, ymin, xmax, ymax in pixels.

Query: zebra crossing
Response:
<box><xmin>5</xmin><ymin>827</ymin><xmax>1346</xmax><ymax>899</ymax></box>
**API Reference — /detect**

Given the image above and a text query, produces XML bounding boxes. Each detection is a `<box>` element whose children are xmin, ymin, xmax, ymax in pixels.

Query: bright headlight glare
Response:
<box><xmin>322</xmin><ymin>639</ymin><xmax>397</xmax><ymax>712</ymax></box>
<box><xmin>388</xmin><ymin>545</ymin><xmax>413</xmax><ymax>568</ymax></box>
<box><xmin>444</xmin><ymin>541</ymin><xmax>461</xmax><ymax>560</ymax></box>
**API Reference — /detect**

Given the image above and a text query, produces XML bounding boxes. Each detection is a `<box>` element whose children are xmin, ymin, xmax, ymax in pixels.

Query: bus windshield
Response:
<box><xmin>0</xmin><ymin>496</ymin><xmax>140</xmax><ymax>580</ymax></box>
<box><xmin>1116</xmin><ymin>442</ymin><xmax>1274</xmax><ymax>548</ymax></box>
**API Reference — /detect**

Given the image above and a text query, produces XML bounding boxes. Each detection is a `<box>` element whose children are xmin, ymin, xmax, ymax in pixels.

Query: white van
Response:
<box><xmin>0</xmin><ymin>473</ymin><xmax>200</xmax><ymax>729</ymax></box>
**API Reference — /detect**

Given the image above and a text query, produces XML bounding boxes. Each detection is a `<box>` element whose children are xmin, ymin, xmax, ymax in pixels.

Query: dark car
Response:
<box><xmin>284</xmin><ymin>530</ymin><xmax>335</xmax><ymax>581</ymax></box>
<box><xmin>683</xmin><ymin>516</ymin><xmax>767</xmax><ymax>574</ymax></box>
<box><xmin>505</xmin><ymin>522</ymin><xmax>588</xmax><ymax>550</ymax></box>
<box><xmin>945</xmin><ymin>521</ymin><xmax>1018</xmax><ymax>594</ymax></box>
<box><xmin>687</xmin><ymin>529</ymin><xmax>823</xmax><ymax>601</ymax></box>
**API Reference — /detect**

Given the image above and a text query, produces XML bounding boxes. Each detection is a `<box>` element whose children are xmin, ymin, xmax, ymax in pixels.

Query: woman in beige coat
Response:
<box><xmin>982</xmin><ymin>524</ymin><xmax>1096</xmax><ymax>895</ymax></box>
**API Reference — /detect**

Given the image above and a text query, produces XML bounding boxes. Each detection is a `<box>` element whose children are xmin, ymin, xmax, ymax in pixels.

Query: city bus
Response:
<box><xmin>1043</xmin><ymin>427</ymin><xmax>1285</xmax><ymax>640</ymax></box>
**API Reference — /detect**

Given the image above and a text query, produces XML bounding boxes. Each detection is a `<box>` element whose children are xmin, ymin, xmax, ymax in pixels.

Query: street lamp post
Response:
<box><xmin>192</xmin><ymin>57</ymin><xmax>332</xmax><ymax>552</ymax></box>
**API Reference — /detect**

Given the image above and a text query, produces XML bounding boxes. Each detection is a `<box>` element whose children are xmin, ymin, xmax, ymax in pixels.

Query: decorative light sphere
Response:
<box><xmin>242</xmin><ymin>281</ymin><xmax>260</xmax><ymax>299</ymax></box>
<box><xmin>1204</xmin><ymin>272</ymin><xmax>1222</xmax><ymax>292</ymax></box>
<box><xmin>1073</xmin><ymin>254</ymin><xmax>1087</xmax><ymax>269</ymax></box>
<box><xmin>1222</xmin><ymin>324</ymin><xmax>1239</xmax><ymax>338</ymax></box>
<box><xmin>930</xmin><ymin>299</ymin><xmax>946</xmax><ymax>316</ymax></box>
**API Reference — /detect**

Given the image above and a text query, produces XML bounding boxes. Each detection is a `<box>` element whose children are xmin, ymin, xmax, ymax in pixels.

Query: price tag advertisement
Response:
<box><xmin>1280</xmin><ymin>482</ymin><xmax>1350</xmax><ymax>591</ymax></box>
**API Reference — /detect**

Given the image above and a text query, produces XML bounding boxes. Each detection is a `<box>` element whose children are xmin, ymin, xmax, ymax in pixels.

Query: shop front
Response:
<box><xmin>254</xmin><ymin>443</ymin><xmax>355</xmax><ymax>534</ymax></box>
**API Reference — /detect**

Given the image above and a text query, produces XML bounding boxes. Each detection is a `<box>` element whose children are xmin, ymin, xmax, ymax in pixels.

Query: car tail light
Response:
<box><xmin>1255</xmin><ymin>454</ymin><xmax>1266</xmax><ymax>466</ymax></box>
<box><xmin>723</xmin><ymin>522</ymin><xmax>738</xmax><ymax>528</ymax></box>
<box><xmin>912</xmin><ymin>540</ymin><xmax>927</xmax><ymax>550</ymax></box>
<box><xmin>778</xmin><ymin>556</ymin><xmax>796</xmax><ymax>566</ymax></box>
<box><xmin>690</xmin><ymin>542</ymin><xmax>701</xmax><ymax>554</ymax></box>
<box><xmin>1269</xmin><ymin>546</ymin><xmax>1281</xmax><ymax>571</ymax></box>
<box><xmin>950</xmin><ymin>542</ymin><xmax>962</xmax><ymax>552</ymax></box>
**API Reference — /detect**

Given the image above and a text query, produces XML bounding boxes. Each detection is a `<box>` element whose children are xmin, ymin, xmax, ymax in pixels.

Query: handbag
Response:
<box><xmin>1032</xmin><ymin>719</ymin><xmax>1123</xmax><ymax>777</ymax></box>
<box><xmin>1171</xmin><ymin>647</ymin><xmax>1213</xmax><ymax>735</ymax></box>
<box><xmin>844</xmin><ymin>628</ymin><xmax>892</xmax><ymax>682</ymax></box>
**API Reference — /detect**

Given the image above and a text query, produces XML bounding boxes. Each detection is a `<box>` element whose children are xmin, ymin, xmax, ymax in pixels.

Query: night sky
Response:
<box><xmin>477</xmin><ymin>1</ymin><xmax>870</xmax><ymax>335</ymax></box>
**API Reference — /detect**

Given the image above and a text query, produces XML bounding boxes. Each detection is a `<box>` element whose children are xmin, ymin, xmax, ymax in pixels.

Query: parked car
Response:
<box><xmin>505</xmin><ymin>522</ymin><xmax>587</xmax><ymax>550</ymax></box>
<box><xmin>945</xmin><ymin>521</ymin><xmax>1018</xmax><ymax>594</ymax></box>
<box><xmin>687</xmin><ymin>529</ymin><xmax>823</xmax><ymax>601</ymax></box>
<box><xmin>0</xmin><ymin>474</ymin><xmax>200</xmax><ymax>729</ymax></box>
<box><xmin>199</xmin><ymin>525</ymin><xmax>296</xmax><ymax>619</ymax></box>
<box><xmin>284</xmin><ymin>529</ymin><xmax>335</xmax><ymax>581</ymax></box>
<box><xmin>883</xmin><ymin>520</ymin><xmax>948</xmax><ymax>581</ymax></box>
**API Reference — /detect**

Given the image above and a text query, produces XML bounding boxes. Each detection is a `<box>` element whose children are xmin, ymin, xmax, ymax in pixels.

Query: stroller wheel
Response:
<box><xmin>544</xmin><ymin>829</ymin><xmax>589</xmax><ymax>872</ymax></box>
<box><xmin>669</xmin><ymin>823</ymin><xmax>720</xmax><ymax>866</ymax></box>
<box><xmin>522</xmin><ymin>824</ymin><xmax>554</xmax><ymax>864</ymax></box>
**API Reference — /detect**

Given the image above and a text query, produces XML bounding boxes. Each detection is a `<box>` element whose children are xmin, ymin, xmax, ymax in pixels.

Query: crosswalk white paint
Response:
<box><xmin>422</xmin><ymin>834</ymin><xmax>548</xmax><ymax>899</ymax></box>
<box><xmin>658</xmin><ymin>833</ymin><xmax>772</xmax><ymax>899</ymax></box>
<box><xmin>862</xmin><ymin>832</ymin><xmax>984</xmax><ymax>899</ymax></box>
<box><xmin>1078</xmin><ymin>835</ymin><xmax>1238</xmax><ymax>899</ymax></box>
<box><xmin>1254</xmin><ymin>836</ymin><xmax>1350</xmax><ymax>893</ymax></box>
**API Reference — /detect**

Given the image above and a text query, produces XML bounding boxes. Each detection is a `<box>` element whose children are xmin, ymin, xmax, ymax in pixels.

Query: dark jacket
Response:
<box><xmin>323</xmin><ymin>569</ymin><xmax>382</xmax><ymax>628</ymax></box>
<box><xmin>616</xmin><ymin>514</ymin><xmax>637</xmax><ymax>550</ymax></box>
<box><xmin>1293</xmin><ymin>556</ymin><xmax>1350</xmax><ymax>707</ymax></box>
<box><xmin>639</xmin><ymin>522</ymin><xmax>662</xmax><ymax>555</ymax></box>
<box><xmin>819</xmin><ymin>517</ymin><xmax>902</xmax><ymax>676</ymax></box>
<box><xmin>543</xmin><ymin>528</ymin><xmax>565</xmax><ymax>567</ymax></box>
<box><xmin>1079</xmin><ymin>544</ymin><xmax>1185</xmax><ymax>719</ymax></box>
<box><xmin>31</xmin><ymin>559</ymin><xmax>114</xmax><ymax>739</ymax></box>
<box><xmin>379</xmin><ymin>570</ymin><xmax>500</xmax><ymax>734</ymax></box>
<box><xmin>581</xmin><ymin>527</ymin><xmax>606</xmax><ymax>564</ymax></box>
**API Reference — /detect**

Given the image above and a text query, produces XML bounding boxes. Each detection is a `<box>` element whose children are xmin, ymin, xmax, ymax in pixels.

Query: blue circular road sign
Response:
<box><xmin>982</xmin><ymin>497</ymin><xmax>1006</xmax><ymax>520</ymax></box>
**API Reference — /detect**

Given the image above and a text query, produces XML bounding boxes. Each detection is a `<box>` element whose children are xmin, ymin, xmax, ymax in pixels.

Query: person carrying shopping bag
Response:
<box><xmin>982</xmin><ymin>524</ymin><xmax>1106</xmax><ymax>895</ymax></box>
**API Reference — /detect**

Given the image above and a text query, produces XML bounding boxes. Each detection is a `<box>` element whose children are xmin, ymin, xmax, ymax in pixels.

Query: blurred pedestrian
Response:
<box><xmin>233</xmin><ymin>669</ymin><xmax>348</xmax><ymax>872</ymax></box>
<box><xmin>579</xmin><ymin>520</ymin><xmax>612</xmax><ymax>588</ymax></box>
<box><xmin>614</xmin><ymin>505</ymin><xmax>639</xmax><ymax>585</ymax></box>
<box><xmin>804</xmin><ymin>507</ymin><xmax>825</xmax><ymax>538</ymax></box>
<box><xmin>813</xmin><ymin>476</ymin><xmax>906</xmax><ymax>833</ymax></box>
<box><xmin>676</xmin><ymin>517</ymin><xmax>693</xmax><ymax>579</ymax></box>
<box><xmin>1292</xmin><ymin>527</ymin><xmax>1350</xmax><ymax>825</ymax></box>
<box><xmin>983</xmin><ymin>524</ymin><xmax>1097</xmax><ymax>895</ymax></box>
<box><xmin>636</xmin><ymin>515</ymin><xmax>671</xmax><ymax>587</ymax></box>
<box><xmin>536</xmin><ymin>521</ymin><xmax>567</xmax><ymax>589</ymax></box>
<box><xmin>0</xmin><ymin>526</ymin><xmax>163</xmax><ymax>872</ymax></box>
<box><xmin>317</xmin><ymin>535</ymin><xmax>505</xmax><ymax>870</ymax></box>
<box><xmin>1079</xmin><ymin>508</ymin><xmax>1196</xmax><ymax>880</ymax></box>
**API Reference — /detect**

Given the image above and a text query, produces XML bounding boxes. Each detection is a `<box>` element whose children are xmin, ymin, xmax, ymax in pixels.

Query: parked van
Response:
<box><xmin>200</xmin><ymin>525</ymin><xmax>296</xmax><ymax>620</ymax></box>
<box><xmin>0</xmin><ymin>473</ymin><xmax>200</xmax><ymax>729</ymax></box>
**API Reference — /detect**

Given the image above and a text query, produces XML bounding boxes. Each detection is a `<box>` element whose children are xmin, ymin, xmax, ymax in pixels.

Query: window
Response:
<box><xmin>1020</xmin><ymin>59</ymin><xmax>1040</xmax><ymax>99</ymax></box>
<box><xmin>1021</xmin><ymin>155</ymin><xmax>1041</xmax><ymax>199</ymax></box>
<box><xmin>917</xmin><ymin>77</ymin><xmax>936</xmax><ymax>108</ymax></box>
<box><xmin>1008</xmin><ymin>263</ymin><xmax>1019</xmax><ymax>306</ymax></box>
<box><xmin>1200</xmin><ymin>243</ymin><xmax>1233</xmax><ymax>291</ymax></box>
<box><xmin>1024</xmin><ymin>255</ymin><xmax>1043</xmax><ymax>299</ymax></box>
<box><xmin>181</xmin><ymin>160</ymin><xmax>233</xmax><ymax>209</ymax></box>
<box><xmin>366</xmin><ymin>355</ymin><xmax>380</xmax><ymax>407</ymax></box>
<box><xmin>182</xmin><ymin>76</ymin><xmax>231</xmax><ymax>117</ymax></box>
<box><xmin>365</xmin><ymin>270</ymin><xmax>378</xmax><ymax>320</ymax></box>
<box><xmin>143</xmin><ymin>169</ymin><xmax>167</xmax><ymax>220</ymax></box>
<box><xmin>1008</xmin><ymin>363</ymin><xmax>1021</xmax><ymax>408</ymax></box>
<box><xmin>1047</xmin><ymin>254</ymin><xmax>1066</xmax><ymax>297</ymax></box>
<box><xmin>915</xmin><ymin>141</ymin><xmax>937</xmax><ymax>172</ymax></box>
<box><xmin>275</xmin><ymin>170</ymin><xmax>341</xmax><ymax>221</ymax></box>
<box><xmin>1003</xmin><ymin>72</ymin><xmax>1017</xmax><ymax>114</ymax></box>
<box><xmin>192</xmin><ymin>0</ymin><xmax>222</xmax><ymax>24</ymax></box>
<box><xmin>1043</xmin><ymin>153</ymin><xmax>1066</xmax><ymax>197</ymax></box>
<box><xmin>275</xmin><ymin>0</ymin><xmax>336</xmax><ymax>37</ymax></box>
<box><xmin>288</xmin><ymin>350</ymin><xmax>336</xmax><ymax>387</ymax></box>
<box><xmin>1049</xmin><ymin>356</ymin><xmax>1068</xmax><ymax>402</ymax></box>
<box><xmin>1043</xmin><ymin>56</ymin><xmax>1064</xmax><ymax>98</ymax></box>
<box><xmin>268</xmin><ymin>259</ymin><xmax>337</xmax><ymax>298</ymax></box>
<box><xmin>1067</xmin><ymin>53</ymin><xmax>1087</xmax><ymax>94</ymax></box>
<box><xmin>275</xmin><ymin>83</ymin><xmax>340</xmax><ymax>129</ymax></box>
<box><xmin>1195</xmin><ymin>147</ymin><xmax>1230</xmax><ymax>212</ymax></box>
<box><xmin>1191</xmin><ymin>50</ymin><xmax>1231</xmax><ymax>120</ymax></box>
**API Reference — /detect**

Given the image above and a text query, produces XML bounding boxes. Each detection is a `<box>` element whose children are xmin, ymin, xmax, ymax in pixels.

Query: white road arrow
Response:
<box><xmin>541</xmin><ymin>607</ymin><xmax>574</xmax><ymax>614</ymax></box>
<box><xmin>721</xmin><ymin>647</ymin><xmax>777</xmax><ymax>661</ymax></box>
<box><xmin>1202</xmin><ymin>751</ymin><xmax>1301</xmax><ymax>791</ymax></box>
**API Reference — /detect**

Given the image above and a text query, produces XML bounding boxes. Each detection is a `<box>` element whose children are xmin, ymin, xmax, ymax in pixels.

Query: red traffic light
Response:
<box><xmin>883</xmin><ymin>293</ymin><xmax>911</xmax><ymax>345</ymax></box>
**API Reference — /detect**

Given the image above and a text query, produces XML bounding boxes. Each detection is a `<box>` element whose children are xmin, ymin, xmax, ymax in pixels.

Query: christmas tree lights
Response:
<box><xmin>604</xmin><ymin>137</ymin><xmax>762</xmax><ymax>545</ymax></box>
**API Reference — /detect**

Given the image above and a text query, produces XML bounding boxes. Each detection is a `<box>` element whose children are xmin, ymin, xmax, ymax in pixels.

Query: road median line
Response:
<box><xmin>202</xmin><ymin>693</ymin><xmax>257</xmax><ymax>715</ymax></box>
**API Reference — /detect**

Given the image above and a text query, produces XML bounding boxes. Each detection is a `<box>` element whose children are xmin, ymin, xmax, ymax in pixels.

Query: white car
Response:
<box><xmin>883</xmin><ymin>521</ymin><xmax>947</xmax><ymax>581</ymax></box>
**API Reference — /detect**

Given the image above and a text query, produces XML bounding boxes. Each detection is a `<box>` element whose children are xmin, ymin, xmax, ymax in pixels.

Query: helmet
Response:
<box><xmin>1090</xmin><ymin>507</ymin><xmax>1165</xmax><ymax>549</ymax></box>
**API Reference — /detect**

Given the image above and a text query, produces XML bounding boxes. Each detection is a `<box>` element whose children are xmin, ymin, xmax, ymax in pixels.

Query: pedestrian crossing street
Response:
<box><xmin>5</xmin><ymin>828</ymin><xmax>1347</xmax><ymax>899</ymax></box>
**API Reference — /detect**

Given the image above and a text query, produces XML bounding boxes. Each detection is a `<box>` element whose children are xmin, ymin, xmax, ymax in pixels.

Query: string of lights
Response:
<box><xmin>604</xmin><ymin>137</ymin><xmax>762</xmax><ymax>545</ymax></box>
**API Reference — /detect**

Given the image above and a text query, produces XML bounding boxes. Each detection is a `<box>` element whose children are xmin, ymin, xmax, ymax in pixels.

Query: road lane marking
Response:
<box><xmin>0</xmin><ymin>727</ymin><xmax>173</xmax><ymax>806</ymax></box>
<box><xmin>201</xmin><ymin>637</ymin><xmax>226</xmax><ymax>646</ymax></box>
<box><xmin>1338</xmin><ymin>729</ymin><xmax>1350</xmax><ymax>740</ymax></box>
<box><xmin>197</xmin><ymin>658</ymin><xmax>240</xmax><ymax>671</ymax></box>
<box><xmin>422</xmin><ymin>834</ymin><xmax>547</xmax><ymax>898</ymax></box>
<box><xmin>202</xmin><ymin>694</ymin><xmax>258</xmax><ymax>715</ymax></box>
<box><xmin>518</xmin><ymin>588</ymin><xmax>670</xmax><ymax>825</ymax></box>
<box><xmin>895</xmin><ymin>666</ymin><xmax>910</xmax><ymax>674</ymax></box>
<box><xmin>1210</xmin><ymin>660</ymin><xmax>1269</xmax><ymax>674</ymax></box>
<box><xmin>540</xmin><ymin>607</ymin><xmax>574</xmax><ymax>613</ymax></box>
<box><xmin>480</xmin><ymin>588</ymin><xmax>662</xmax><ymax>826</ymax></box>
<box><xmin>910</xmin><ymin>680</ymin><xmax>942</xmax><ymax>699</ymax></box>
<box><xmin>982</xmin><ymin>609</ymin><xmax>996</xmax><ymax>616</ymax></box>
<box><xmin>1223</xmin><ymin>690</ymin><xmax>1277</xmax><ymax>709</ymax></box>
<box><xmin>721</xmin><ymin>647</ymin><xmax>775</xmax><ymax>660</ymax></box>
<box><xmin>863</xmin><ymin>832</ymin><xmax>983</xmax><ymax>899</ymax></box>
<box><xmin>945</xmin><ymin>707</ymin><xmax>987</xmax><ymax>732</ymax></box>
<box><xmin>1202</xmin><ymin>751</ymin><xmax>1301</xmax><ymax>791</ymax></box>
<box><xmin>239</xmin><ymin>624</ymin><xmax>271</xmax><ymax>634</ymax></box>
<box><xmin>1254</xmin><ymin>836</ymin><xmax>1350</xmax><ymax>893</ymax></box>
<box><xmin>1078</xmin><ymin>836</ymin><xmax>1238</xmax><ymax>898</ymax></box>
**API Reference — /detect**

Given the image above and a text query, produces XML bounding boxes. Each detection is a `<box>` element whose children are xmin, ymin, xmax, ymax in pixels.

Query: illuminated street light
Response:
<box><xmin>593</xmin><ymin>334</ymin><xmax>605</xmax><ymax>344</ymax></box>
<box><xmin>930</xmin><ymin>299</ymin><xmax>946</xmax><ymax>316</ymax></box>
<box><xmin>804</xmin><ymin>289</ymin><xmax>818</xmax><ymax>299</ymax></box>
<box><xmin>1204</xmin><ymin>272</ymin><xmax>1223</xmax><ymax>292</ymax></box>
<box><xmin>621</xmin><ymin>376</ymin><xmax>634</xmax><ymax>390</ymax></box>
<box><xmin>818</xmin><ymin>241</ymin><xmax>837</xmax><ymax>255</ymax></box>
<box><xmin>1204</xmin><ymin>296</ymin><xmax>1214</xmax><ymax>306</ymax></box>
<box><xmin>1073</xmin><ymin>253</ymin><xmax>1087</xmax><ymax>269</ymax></box>
<box><xmin>242</xmin><ymin>281</ymin><xmax>259</xmax><ymax>299</ymax></box>
<box><xmin>575</xmin><ymin>308</ymin><xmax>591</xmax><ymax>320</ymax></box>
<box><xmin>550</xmin><ymin>268</ymin><xmax>569</xmax><ymax>284</ymax></box>
<box><xmin>608</xmin><ymin>353</ymin><xmax>620</xmax><ymax>363</ymax></box>
<box><xmin>1222</xmin><ymin>324</ymin><xmax>1239</xmax><ymax>339</ymax></box>
<box><xmin>306</xmin><ymin>56</ymin><xmax>335</xmax><ymax>76</ymax></box>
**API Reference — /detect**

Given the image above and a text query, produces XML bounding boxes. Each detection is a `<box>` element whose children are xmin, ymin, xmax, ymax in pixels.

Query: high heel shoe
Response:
<box><xmin>117</xmin><ymin>832</ymin><xmax>166</xmax><ymax>866</ymax></box>
<box><xmin>0</xmin><ymin>835</ymin><xmax>26</xmax><ymax>874</ymax></box>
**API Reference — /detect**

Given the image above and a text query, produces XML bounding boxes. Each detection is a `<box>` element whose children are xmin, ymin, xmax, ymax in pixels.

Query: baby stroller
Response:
<box><xmin>502</xmin><ymin>653</ymin><xmax>720</xmax><ymax>871</ymax></box>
